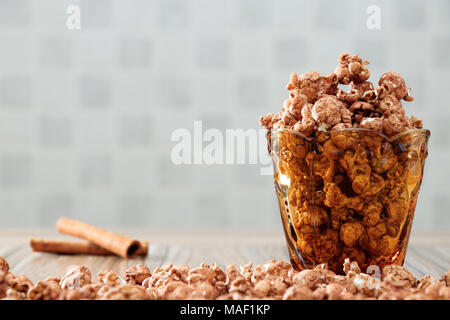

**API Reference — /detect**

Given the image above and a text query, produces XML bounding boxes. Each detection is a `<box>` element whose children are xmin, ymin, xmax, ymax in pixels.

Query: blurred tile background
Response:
<box><xmin>0</xmin><ymin>0</ymin><xmax>448</xmax><ymax>230</ymax></box>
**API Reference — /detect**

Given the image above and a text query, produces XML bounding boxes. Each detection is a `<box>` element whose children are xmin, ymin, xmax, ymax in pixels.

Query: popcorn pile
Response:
<box><xmin>1</xmin><ymin>256</ymin><xmax>449</xmax><ymax>300</ymax></box>
<box><xmin>260</xmin><ymin>53</ymin><xmax>422</xmax><ymax>138</ymax></box>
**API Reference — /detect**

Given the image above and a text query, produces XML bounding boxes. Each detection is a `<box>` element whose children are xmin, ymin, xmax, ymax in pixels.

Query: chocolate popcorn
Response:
<box><xmin>260</xmin><ymin>53</ymin><xmax>422</xmax><ymax>138</ymax></box>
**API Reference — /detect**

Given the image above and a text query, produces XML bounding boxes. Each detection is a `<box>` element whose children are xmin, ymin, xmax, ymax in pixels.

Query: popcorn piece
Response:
<box><xmin>324</xmin><ymin>182</ymin><xmax>363</xmax><ymax>211</ymax></box>
<box><xmin>287</xmin><ymin>71</ymin><xmax>338</xmax><ymax>103</ymax></box>
<box><xmin>188</xmin><ymin>263</ymin><xmax>218</xmax><ymax>285</ymax></box>
<box><xmin>360</xmin><ymin>200</ymin><xmax>383</xmax><ymax>227</ymax></box>
<box><xmin>0</xmin><ymin>271</ymin><xmax>12</xmax><ymax>299</ymax></box>
<box><xmin>418</xmin><ymin>275</ymin><xmax>436</xmax><ymax>290</ymax></box>
<box><xmin>28</xmin><ymin>279</ymin><xmax>62</xmax><ymax>300</ymax></box>
<box><xmin>353</xmin><ymin>273</ymin><xmax>381</xmax><ymax>297</ymax></box>
<box><xmin>292</xmin><ymin>265</ymin><xmax>335</xmax><ymax>290</ymax></box>
<box><xmin>318</xmin><ymin>283</ymin><xmax>354</xmax><ymax>300</ymax></box>
<box><xmin>350</xmin><ymin>81</ymin><xmax>374</xmax><ymax>95</ymax></box>
<box><xmin>440</xmin><ymin>271</ymin><xmax>450</xmax><ymax>287</ymax></box>
<box><xmin>100</xmin><ymin>285</ymin><xmax>146</xmax><ymax>300</ymax></box>
<box><xmin>0</xmin><ymin>256</ymin><xmax>9</xmax><ymax>274</ymax></box>
<box><xmin>382</xmin><ymin>265</ymin><xmax>418</xmax><ymax>288</ymax></box>
<box><xmin>332</xmin><ymin>275</ymin><xmax>358</xmax><ymax>294</ymax></box>
<box><xmin>410</xmin><ymin>116</ymin><xmax>423</xmax><ymax>129</ymax></box>
<box><xmin>349</xmin><ymin>101</ymin><xmax>374</xmax><ymax>113</ymax></box>
<box><xmin>226</xmin><ymin>264</ymin><xmax>242</xmax><ymax>286</ymax></box>
<box><xmin>330</xmin><ymin>208</ymin><xmax>353</xmax><ymax>230</ymax></box>
<box><xmin>156</xmin><ymin>281</ymin><xmax>189</xmax><ymax>300</ymax></box>
<box><xmin>229</xmin><ymin>276</ymin><xmax>251</xmax><ymax>293</ymax></box>
<box><xmin>192</xmin><ymin>281</ymin><xmax>219</xmax><ymax>300</ymax></box>
<box><xmin>367</xmin><ymin>221</ymin><xmax>387</xmax><ymax>240</ymax></box>
<box><xmin>60</xmin><ymin>265</ymin><xmax>91</xmax><ymax>290</ymax></box>
<box><xmin>7</xmin><ymin>274</ymin><xmax>33</xmax><ymax>300</ymax></box>
<box><xmin>378</xmin><ymin>72</ymin><xmax>413</xmax><ymax>101</ymax></box>
<box><xmin>259</xmin><ymin>113</ymin><xmax>276</xmax><ymax>130</ymax></box>
<box><xmin>359</xmin><ymin>117</ymin><xmax>383</xmax><ymax>132</ymax></box>
<box><xmin>294</xmin><ymin>205</ymin><xmax>329</xmax><ymax>229</ymax></box>
<box><xmin>282</xmin><ymin>284</ymin><xmax>314</xmax><ymax>300</ymax></box>
<box><xmin>314</xmin><ymin>230</ymin><xmax>342</xmax><ymax>262</ymax></box>
<box><xmin>377</xmin><ymin>94</ymin><xmax>402</xmax><ymax>112</ymax></box>
<box><xmin>125</xmin><ymin>264</ymin><xmax>151</xmax><ymax>285</ymax></box>
<box><xmin>312</xmin><ymin>95</ymin><xmax>348</xmax><ymax>131</ymax></box>
<box><xmin>65</xmin><ymin>284</ymin><xmax>99</xmax><ymax>300</ymax></box>
<box><xmin>343</xmin><ymin>258</ymin><xmax>361</xmax><ymax>278</ymax></box>
<box><xmin>335</xmin><ymin>53</ymin><xmax>370</xmax><ymax>84</ymax></box>
<box><xmin>382</xmin><ymin>110</ymin><xmax>413</xmax><ymax>137</ymax></box>
<box><xmin>98</xmin><ymin>269</ymin><xmax>124</xmax><ymax>287</ymax></box>
<box><xmin>340</xmin><ymin>221</ymin><xmax>364</xmax><ymax>247</ymax></box>
<box><xmin>424</xmin><ymin>282</ymin><xmax>450</xmax><ymax>300</ymax></box>
<box><xmin>336</xmin><ymin>88</ymin><xmax>361</xmax><ymax>104</ymax></box>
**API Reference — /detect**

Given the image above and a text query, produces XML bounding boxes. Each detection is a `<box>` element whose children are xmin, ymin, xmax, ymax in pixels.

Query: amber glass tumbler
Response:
<box><xmin>268</xmin><ymin>128</ymin><xmax>430</xmax><ymax>273</ymax></box>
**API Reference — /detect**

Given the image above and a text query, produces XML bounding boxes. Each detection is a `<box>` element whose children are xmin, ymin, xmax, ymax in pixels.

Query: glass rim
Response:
<box><xmin>269</xmin><ymin>127</ymin><xmax>431</xmax><ymax>143</ymax></box>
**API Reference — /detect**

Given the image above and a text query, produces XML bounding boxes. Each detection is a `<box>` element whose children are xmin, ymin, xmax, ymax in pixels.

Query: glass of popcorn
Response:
<box><xmin>267</xmin><ymin>128</ymin><xmax>429</xmax><ymax>273</ymax></box>
<box><xmin>261</xmin><ymin>53</ymin><xmax>429</xmax><ymax>273</ymax></box>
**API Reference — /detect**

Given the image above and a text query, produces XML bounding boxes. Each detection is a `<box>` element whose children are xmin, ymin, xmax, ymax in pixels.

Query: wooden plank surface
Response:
<box><xmin>1</xmin><ymin>230</ymin><xmax>449</xmax><ymax>282</ymax></box>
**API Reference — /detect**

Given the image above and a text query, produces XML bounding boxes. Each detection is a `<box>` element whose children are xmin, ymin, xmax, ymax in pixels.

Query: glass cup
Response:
<box><xmin>267</xmin><ymin>128</ymin><xmax>430</xmax><ymax>274</ymax></box>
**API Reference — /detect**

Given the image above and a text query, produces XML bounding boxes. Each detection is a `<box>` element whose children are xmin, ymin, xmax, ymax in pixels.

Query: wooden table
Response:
<box><xmin>1</xmin><ymin>230</ymin><xmax>449</xmax><ymax>283</ymax></box>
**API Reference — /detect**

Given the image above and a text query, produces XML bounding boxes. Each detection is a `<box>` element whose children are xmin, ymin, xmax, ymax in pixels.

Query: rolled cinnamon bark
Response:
<box><xmin>56</xmin><ymin>217</ymin><xmax>141</xmax><ymax>258</ymax></box>
<box><xmin>29</xmin><ymin>238</ymin><xmax>149</xmax><ymax>257</ymax></box>
<box><xmin>137</xmin><ymin>240</ymin><xmax>149</xmax><ymax>256</ymax></box>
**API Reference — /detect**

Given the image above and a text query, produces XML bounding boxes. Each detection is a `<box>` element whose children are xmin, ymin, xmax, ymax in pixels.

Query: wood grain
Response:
<box><xmin>0</xmin><ymin>230</ymin><xmax>449</xmax><ymax>282</ymax></box>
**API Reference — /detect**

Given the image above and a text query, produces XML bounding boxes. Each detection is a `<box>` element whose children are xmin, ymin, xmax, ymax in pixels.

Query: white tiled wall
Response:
<box><xmin>0</xmin><ymin>0</ymin><xmax>448</xmax><ymax>230</ymax></box>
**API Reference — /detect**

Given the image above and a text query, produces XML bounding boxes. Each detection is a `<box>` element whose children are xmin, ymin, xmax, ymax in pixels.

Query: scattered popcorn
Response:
<box><xmin>0</xmin><ymin>255</ymin><xmax>448</xmax><ymax>300</ymax></box>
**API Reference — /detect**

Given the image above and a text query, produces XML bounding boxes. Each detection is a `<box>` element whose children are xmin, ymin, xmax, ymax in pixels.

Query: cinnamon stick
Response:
<box><xmin>56</xmin><ymin>217</ymin><xmax>141</xmax><ymax>258</ymax></box>
<box><xmin>30</xmin><ymin>238</ymin><xmax>148</xmax><ymax>257</ymax></box>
